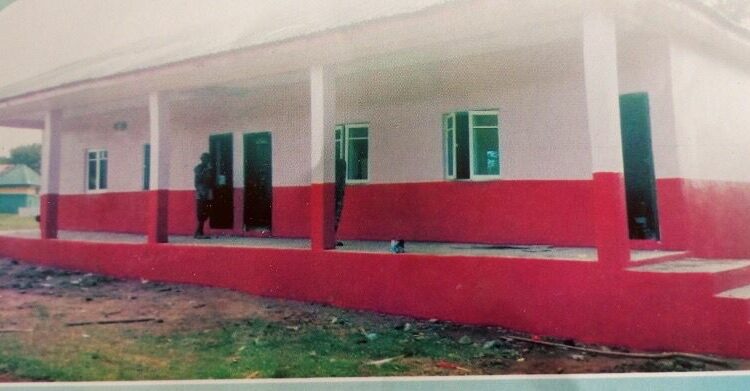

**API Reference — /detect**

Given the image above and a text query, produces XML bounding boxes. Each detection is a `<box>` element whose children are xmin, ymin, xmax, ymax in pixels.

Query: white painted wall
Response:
<box><xmin>337</xmin><ymin>46</ymin><xmax>592</xmax><ymax>183</ymax></box>
<box><xmin>59</xmin><ymin>108</ymin><xmax>149</xmax><ymax>194</ymax></box>
<box><xmin>670</xmin><ymin>40</ymin><xmax>750</xmax><ymax>182</ymax></box>
<box><xmin>57</xmin><ymin>35</ymin><xmax>706</xmax><ymax>193</ymax></box>
<box><xmin>618</xmin><ymin>34</ymin><xmax>679</xmax><ymax>179</ymax></box>
<box><xmin>168</xmin><ymin>88</ymin><xmax>312</xmax><ymax>189</ymax></box>
<box><xmin>56</xmin><ymin>43</ymin><xmax>596</xmax><ymax>194</ymax></box>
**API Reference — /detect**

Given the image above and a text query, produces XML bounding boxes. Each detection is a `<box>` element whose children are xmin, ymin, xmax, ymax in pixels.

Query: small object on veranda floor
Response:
<box><xmin>390</xmin><ymin>240</ymin><xmax>405</xmax><ymax>253</ymax></box>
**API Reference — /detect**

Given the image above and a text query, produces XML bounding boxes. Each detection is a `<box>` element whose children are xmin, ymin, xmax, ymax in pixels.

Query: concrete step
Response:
<box><xmin>715</xmin><ymin>284</ymin><xmax>750</xmax><ymax>325</ymax></box>
<box><xmin>716</xmin><ymin>284</ymin><xmax>750</xmax><ymax>299</ymax></box>
<box><xmin>628</xmin><ymin>250</ymin><xmax>691</xmax><ymax>267</ymax></box>
<box><xmin>628</xmin><ymin>258</ymin><xmax>750</xmax><ymax>293</ymax></box>
<box><xmin>628</xmin><ymin>259</ymin><xmax>750</xmax><ymax>274</ymax></box>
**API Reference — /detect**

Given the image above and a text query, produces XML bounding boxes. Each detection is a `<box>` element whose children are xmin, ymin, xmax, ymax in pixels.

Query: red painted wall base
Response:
<box><xmin>310</xmin><ymin>183</ymin><xmax>336</xmax><ymax>250</ymax></box>
<box><xmin>1</xmin><ymin>234</ymin><xmax>748</xmax><ymax>359</ymax></box>
<box><xmin>146</xmin><ymin>190</ymin><xmax>169</xmax><ymax>243</ymax></box>
<box><xmin>53</xmin><ymin>177</ymin><xmax>750</xmax><ymax>258</ymax></box>
<box><xmin>40</xmin><ymin>193</ymin><xmax>58</xmax><ymax>239</ymax></box>
<box><xmin>592</xmin><ymin>172</ymin><xmax>629</xmax><ymax>269</ymax></box>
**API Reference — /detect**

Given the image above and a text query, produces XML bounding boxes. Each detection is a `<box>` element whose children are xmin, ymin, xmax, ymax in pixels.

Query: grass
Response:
<box><xmin>0</xmin><ymin>213</ymin><xmax>37</xmax><ymax>231</ymax></box>
<box><xmin>0</xmin><ymin>316</ymin><xmax>514</xmax><ymax>381</ymax></box>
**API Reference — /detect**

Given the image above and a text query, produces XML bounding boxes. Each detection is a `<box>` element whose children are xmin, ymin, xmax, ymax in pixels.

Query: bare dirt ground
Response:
<box><xmin>0</xmin><ymin>257</ymin><xmax>748</xmax><ymax>381</ymax></box>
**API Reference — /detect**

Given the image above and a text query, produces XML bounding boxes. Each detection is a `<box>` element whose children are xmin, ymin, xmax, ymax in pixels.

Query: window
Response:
<box><xmin>443</xmin><ymin>110</ymin><xmax>500</xmax><ymax>180</ymax></box>
<box><xmin>335</xmin><ymin>123</ymin><xmax>369</xmax><ymax>182</ymax></box>
<box><xmin>87</xmin><ymin>149</ymin><xmax>108</xmax><ymax>191</ymax></box>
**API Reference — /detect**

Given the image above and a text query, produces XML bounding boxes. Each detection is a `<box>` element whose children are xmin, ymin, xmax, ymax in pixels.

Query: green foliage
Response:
<box><xmin>0</xmin><ymin>317</ymin><xmax>503</xmax><ymax>381</ymax></box>
<box><xmin>8</xmin><ymin>144</ymin><xmax>41</xmax><ymax>173</ymax></box>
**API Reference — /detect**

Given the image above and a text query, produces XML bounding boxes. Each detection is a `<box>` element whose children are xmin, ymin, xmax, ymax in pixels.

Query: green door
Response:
<box><xmin>619</xmin><ymin>92</ymin><xmax>660</xmax><ymax>240</ymax></box>
<box><xmin>209</xmin><ymin>133</ymin><xmax>234</xmax><ymax>229</ymax></box>
<box><xmin>244</xmin><ymin>132</ymin><xmax>272</xmax><ymax>230</ymax></box>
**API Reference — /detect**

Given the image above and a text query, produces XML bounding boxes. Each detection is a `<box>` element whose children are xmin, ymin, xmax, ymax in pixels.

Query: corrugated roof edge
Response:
<box><xmin>0</xmin><ymin>0</ymin><xmax>455</xmax><ymax>105</ymax></box>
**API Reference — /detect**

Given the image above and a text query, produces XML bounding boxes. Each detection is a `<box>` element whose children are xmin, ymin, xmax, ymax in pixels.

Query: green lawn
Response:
<box><xmin>0</xmin><ymin>213</ymin><xmax>37</xmax><ymax>231</ymax></box>
<box><xmin>0</xmin><ymin>315</ymin><xmax>515</xmax><ymax>381</ymax></box>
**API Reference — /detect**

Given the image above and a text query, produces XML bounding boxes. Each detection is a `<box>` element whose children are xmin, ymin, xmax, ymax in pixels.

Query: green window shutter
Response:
<box><xmin>143</xmin><ymin>144</ymin><xmax>151</xmax><ymax>190</ymax></box>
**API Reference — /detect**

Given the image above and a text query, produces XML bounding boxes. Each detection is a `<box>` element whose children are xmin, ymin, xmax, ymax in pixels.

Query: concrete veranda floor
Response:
<box><xmin>0</xmin><ymin>229</ymin><xmax>684</xmax><ymax>262</ymax></box>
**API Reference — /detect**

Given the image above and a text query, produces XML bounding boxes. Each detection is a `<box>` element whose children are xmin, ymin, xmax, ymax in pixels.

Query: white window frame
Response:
<box><xmin>443</xmin><ymin>113</ymin><xmax>457</xmax><ymax>180</ymax></box>
<box><xmin>336</xmin><ymin>122</ymin><xmax>369</xmax><ymax>184</ymax></box>
<box><xmin>442</xmin><ymin>110</ymin><xmax>501</xmax><ymax>181</ymax></box>
<box><xmin>335</xmin><ymin>125</ymin><xmax>344</xmax><ymax>160</ymax></box>
<box><xmin>468</xmin><ymin>110</ymin><xmax>501</xmax><ymax>180</ymax></box>
<box><xmin>86</xmin><ymin>149</ymin><xmax>108</xmax><ymax>192</ymax></box>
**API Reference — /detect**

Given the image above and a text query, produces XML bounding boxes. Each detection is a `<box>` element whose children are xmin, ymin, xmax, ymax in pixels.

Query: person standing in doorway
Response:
<box><xmin>194</xmin><ymin>152</ymin><xmax>214</xmax><ymax>239</ymax></box>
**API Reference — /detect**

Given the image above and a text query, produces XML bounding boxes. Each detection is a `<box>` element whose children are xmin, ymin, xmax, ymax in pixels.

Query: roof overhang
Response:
<box><xmin>0</xmin><ymin>0</ymin><xmax>748</xmax><ymax>125</ymax></box>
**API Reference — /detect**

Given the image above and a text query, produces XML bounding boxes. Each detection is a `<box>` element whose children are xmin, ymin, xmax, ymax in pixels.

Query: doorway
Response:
<box><xmin>208</xmin><ymin>133</ymin><xmax>234</xmax><ymax>229</ymax></box>
<box><xmin>619</xmin><ymin>92</ymin><xmax>660</xmax><ymax>240</ymax></box>
<box><xmin>243</xmin><ymin>132</ymin><xmax>273</xmax><ymax>230</ymax></box>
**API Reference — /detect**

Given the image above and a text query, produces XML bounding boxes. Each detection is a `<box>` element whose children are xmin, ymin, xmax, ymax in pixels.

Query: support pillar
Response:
<box><xmin>40</xmin><ymin>110</ymin><xmax>62</xmax><ymax>239</ymax></box>
<box><xmin>309</xmin><ymin>66</ymin><xmax>336</xmax><ymax>250</ymax></box>
<box><xmin>147</xmin><ymin>92</ymin><xmax>171</xmax><ymax>243</ymax></box>
<box><xmin>232</xmin><ymin>132</ymin><xmax>244</xmax><ymax>233</ymax></box>
<box><xmin>583</xmin><ymin>10</ymin><xmax>630</xmax><ymax>269</ymax></box>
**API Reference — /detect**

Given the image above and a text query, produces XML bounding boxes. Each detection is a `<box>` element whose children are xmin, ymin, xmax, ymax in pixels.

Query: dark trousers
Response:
<box><xmin>195</xmin><ymin>199</ymin><xmax>211</xmax><ymax>235</ymax></box>
<box><xmin>334</xmin><ymin>187</ymin><xmax>345</xmax><ymax>234</ymax></box>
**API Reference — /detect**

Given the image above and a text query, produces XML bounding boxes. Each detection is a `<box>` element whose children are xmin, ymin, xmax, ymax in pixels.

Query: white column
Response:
<box><xmin>41</xmin><ymin>110</ymin><xmax>62</xmax><ymax>196</ymax></box>
<box><xmin>40</xmin><ymin>110</ymin><xmax>62</xmax><ymax>239</ymax></box>
<box><xmin>583</xmin><ymin>9</ymin><xmax>624</xmax><ymax>173</ymax></box>
<box><xmin>147</xmin><ymin>92</ymin><xmax>171</xmax><ymax>243</ymax></box>
<box><xmin>310</xmin><ymin>66</ymin><xmax>336</xmax><ymax>184</ymax></box>
<box><xmin>149</xmin><ymin>92</ymin><xmax>171</xmax><ymax>191</ymax></box>
<box><xmin>309</xmin><ymin>66</ymin><xmax>337</xmax><ymax>250</ymax></box>
<box><xmin>233</xmin><ymin>131</ymin><xmax>244</xmax><ymax>231</ymax></box>
<box><xmin>582</xmin><ymin>10</ymin><xmax>630</xmax><ymax>268</ymax></box>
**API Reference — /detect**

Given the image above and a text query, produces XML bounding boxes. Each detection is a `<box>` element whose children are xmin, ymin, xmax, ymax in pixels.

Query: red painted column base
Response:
<box><xmin>147</xmin><ymin>190</ymin><xmax>169</xmax><ymax>244</ymax></box>
<box><xmin>592</xmin><ymin>172</ymin><xmax>630</xmax><ymax>269</ymax></box>
<box><xmin>310</xmin><ymin>183</ymin><xmax>336</xmax><ymax>250</ymax></box>
<box><xmin>40</xmin><ymin>194</ymin><xmax>59</xmax><ymax>239</ymax></box>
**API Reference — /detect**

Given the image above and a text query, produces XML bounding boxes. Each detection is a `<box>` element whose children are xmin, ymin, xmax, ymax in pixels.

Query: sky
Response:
<box><xmin>0</xmin><ymin>0</ymin><xmax>37</xmax><ymax>158</ymax></box>
<box><xmin>0</xmin><ymin>0</ymin><xmax>442</xmax><ymax>158</ymax></box>
<box><xmin>0</xmin><ymin>126</ymin><xmax>41</xmax><ymax>158</ymax></box>
<box><xmin>0</xmin><ymin>0</ymin><xmax>445</xmax><ymax>89</ymax></box>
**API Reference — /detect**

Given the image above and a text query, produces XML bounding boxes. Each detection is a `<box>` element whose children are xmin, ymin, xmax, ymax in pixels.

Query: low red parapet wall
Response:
<box><xmin>338</xmin><ymin>180</ymin><xmax>595</xmax><ymax>246</ymax></box>
<box><xmin>56</xmin><ymin>179</ymin><xmax>597</xmax><ymax>247</ymax></box>
<box><xmin>682</xmin><ymin>179</ymin><xmax>750</xmax><ymax>258</ymax></box>
<box><xmin>58</xmin><ymin>192</ymin><xmax>148</xmax><ymax>234</ymax></box>
<box><xmin>1</xmin><ymin>235</ymin><xmax>748</xmax><ymax>358</ymax></box>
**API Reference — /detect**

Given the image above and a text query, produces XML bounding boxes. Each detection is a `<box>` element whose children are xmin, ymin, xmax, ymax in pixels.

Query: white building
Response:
<box><xmin>2</xmin><ymin>0</ymin><xmax>750</xmax><ymax>358</ymax></box>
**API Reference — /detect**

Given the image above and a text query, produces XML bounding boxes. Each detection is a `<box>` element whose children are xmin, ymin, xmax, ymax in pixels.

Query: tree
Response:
<box><xmin>8</xmin><ymin>143</ymin><xmax>41</xmax><ymax>173</ymax></box>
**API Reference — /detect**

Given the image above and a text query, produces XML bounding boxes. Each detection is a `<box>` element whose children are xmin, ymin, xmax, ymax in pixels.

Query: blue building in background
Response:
<box><xmin>0</xmin><ymin>164</ymin><xmax>39</xmax><ymax>214</ymax></box>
